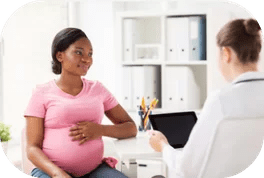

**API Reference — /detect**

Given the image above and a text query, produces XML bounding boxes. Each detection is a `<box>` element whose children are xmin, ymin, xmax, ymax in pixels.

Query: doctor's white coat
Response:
<box><xmin>162</xmin><ymin>72</ymin><xmax>264</xmax><ymax>178</ymax></box>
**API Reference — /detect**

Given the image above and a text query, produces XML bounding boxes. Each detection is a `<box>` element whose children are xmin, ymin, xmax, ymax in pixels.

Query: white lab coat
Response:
<box><xmin>162</xmin><ymin>72</ymin><xmax>264</xmax><ymax>178</ymax></box>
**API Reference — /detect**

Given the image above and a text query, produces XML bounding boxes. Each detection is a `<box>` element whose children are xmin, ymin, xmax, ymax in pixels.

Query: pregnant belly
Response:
<box><xmin>42</xmin><ymin>127</ymin><xmax>104</xmax><ymax>177</ymax></box>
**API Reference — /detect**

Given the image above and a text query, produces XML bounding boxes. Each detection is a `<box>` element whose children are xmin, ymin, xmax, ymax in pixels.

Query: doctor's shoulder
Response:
<box><xmin>206</xmin><ymin>83</ymin><xmax>235</xmax><ymax>103</ymax></box>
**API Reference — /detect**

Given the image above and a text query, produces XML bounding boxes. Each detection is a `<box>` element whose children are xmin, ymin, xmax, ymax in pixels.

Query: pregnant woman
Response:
<box><xmin>24</xmin><ymin>28</ymin><xmax>137</xmax><ymax>178</ymax></box>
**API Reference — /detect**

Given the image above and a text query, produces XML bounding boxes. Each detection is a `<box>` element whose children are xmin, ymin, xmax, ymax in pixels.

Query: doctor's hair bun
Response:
<box><xmin>217</xmin><ymin>18</ymin><xmax>262</xmax><ymax>64</ymax></box>
<box><xmin>243</xmin><ymin>19</ymin><xmax>261</xmax><ymax>35</ymax></box>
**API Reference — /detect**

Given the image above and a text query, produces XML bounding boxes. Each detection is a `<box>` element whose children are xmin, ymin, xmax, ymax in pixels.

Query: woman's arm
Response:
<box><xmin>69</xmin><ymin>104</ymin><xmax>137</xmax><ymax>143</ymax></box>
<box><xmin>103</xmin><ymin>104</ymin><xmax>137</xmax><ymax>139</ymax></box>
<box><xmin>25</xmin><ymin>116</ymin><xmax>71</xmax><ymax>178</ymax></box>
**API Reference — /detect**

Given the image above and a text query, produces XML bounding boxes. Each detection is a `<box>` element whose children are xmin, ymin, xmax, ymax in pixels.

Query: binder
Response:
<box><xmin>122</xmin><ymin>66</ymin><xmax>133</xmax><ymax>109</ymax></box>
<box><xmin>131</xmin><ymin>66</ymin><xmax>161</xmax><ymax>109</ymax></box>
<box><xmin>143</xmin><ymin>66</ymin><xmax>161</xmax><ymax>105</ymax></box>
<box><xmin>132</xmin><ymin>66</ymin><xmax>145</xmax><ymax>109</ymax></box>
<box><xmin>123</xmin><ymin>18</ymin><xmax>137</xmax><ymax>62</ymax></box>
<box><xmin>166</xmin><ymin>16</ymin><xmax>206</xmax><ymax>61</ymax></box>
<box><xmin>190</xmin><ymin>16</ymin><xmax>206</xmax><ymax>61</ymax></box>
<box><xmin>164</xmin><ymin>66</ymin><xmax>200</xmax><ymax>111</ymax></box>
<box><xmin>167</xmin><ymin>17</ymin><xmax>189</xmax><ymax>61</ymax></box>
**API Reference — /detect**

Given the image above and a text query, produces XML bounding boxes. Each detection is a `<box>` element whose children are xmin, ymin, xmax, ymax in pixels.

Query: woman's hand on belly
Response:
<box><xmin>69</xmin><ymin>121</ymin><xmax>104</xmax><ymax>145</ymax></box>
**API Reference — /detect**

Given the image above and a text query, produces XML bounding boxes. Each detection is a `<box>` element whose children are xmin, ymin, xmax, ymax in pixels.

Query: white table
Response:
<box><xmin>105</xmin><ymin>132</ymin><xmax>163</xmax><ymax>172</ymax></box>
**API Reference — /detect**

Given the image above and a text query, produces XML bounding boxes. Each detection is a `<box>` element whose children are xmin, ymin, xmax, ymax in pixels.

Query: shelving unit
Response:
<box><xmin>165</xmin><ymin>61</ymin><xmax>207</xmax><ymax>66</ymax></box>
<box><xmin>117</xmin><ymin>12</ymin><xmax>208</xmax><ymax>112</ymax></box>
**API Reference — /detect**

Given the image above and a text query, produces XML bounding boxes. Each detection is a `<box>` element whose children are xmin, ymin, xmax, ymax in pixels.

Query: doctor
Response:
<box><xmin>149</xmin><ymin>18</ymin><xmax>263</xmax><ymax>177</ymax></box>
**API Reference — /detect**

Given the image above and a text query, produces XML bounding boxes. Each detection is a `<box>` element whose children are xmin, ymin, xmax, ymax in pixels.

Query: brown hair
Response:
<box><xmin>217</xmin><ymin>18</ymin><xmax>262</xmax><ymax>64</ymax></box>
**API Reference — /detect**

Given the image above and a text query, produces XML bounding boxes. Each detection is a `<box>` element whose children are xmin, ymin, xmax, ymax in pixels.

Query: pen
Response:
<box><xmin>141</xmin><ymin>97</ymin><xmax>146</xmax><ymax>114</ymax></box>
<box><xmin>143</xmin><ymin>98</ymin><xmax>158</xmax><ymax>129</ymax></box>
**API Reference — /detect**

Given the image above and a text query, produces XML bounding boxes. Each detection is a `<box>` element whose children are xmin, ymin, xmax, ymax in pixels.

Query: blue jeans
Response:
<box><xmin>31</xmin><ymin>162</ymin><xmax>128</xmax><ymax>178</ymax></box>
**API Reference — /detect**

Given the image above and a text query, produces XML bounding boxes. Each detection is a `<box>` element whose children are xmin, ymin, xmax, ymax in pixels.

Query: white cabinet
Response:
<box><xmin>121</xmin><ymin>161</ymin><xmax>137</xmax><ymax>178</ymax></box>
<box><xmin>137</xmin><ymin>159</ymin><xmax>166</xmax><ymax>178</ymax></box>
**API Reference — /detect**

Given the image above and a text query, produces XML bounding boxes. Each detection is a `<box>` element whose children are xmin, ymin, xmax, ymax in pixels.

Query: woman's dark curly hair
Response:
<box><xmin>51</xmin><ymin>28</ymin><xmax>88</xmax><ymax>74</ymax></box>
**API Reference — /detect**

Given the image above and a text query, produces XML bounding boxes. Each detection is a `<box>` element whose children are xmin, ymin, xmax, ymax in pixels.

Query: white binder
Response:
<box><xmin>166</xmin><ymin>16</ymin><xmax>206</xmax><ymax>61</ymax></box>
<box><xmin>123</xmin><ymin>19</ymin><xmax>137</xmax><ymax>62</ymax></box>
<box><xmin>132</xmin><ymin>66</ymin><xmax>145</xmax><ymax>109</ymax></box>
<box><xmin>122</xmin><ymin>66</ymin><xmax>133</xmax><ymax>109</ymax></box>
<box><xmin>131</xmin><ymin>66</ymin><xmax>161</xmax><ymax>109</ymax></box>
<box><xmin>164</xmin><ymin>66</ymin><xmax>200</xmax><ymax>111</ymax></box>
<box><xmin>143</xmin><ymin>66</ymin><xmax>161</xmax><ymax>105</ymax></box>
<box><xmin>167</xmin><ymin>17</ymin><xmax>189</xmax><ymax>61</ymax></box>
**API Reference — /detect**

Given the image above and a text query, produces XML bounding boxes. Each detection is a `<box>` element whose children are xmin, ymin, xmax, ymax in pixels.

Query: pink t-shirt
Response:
<box><xmin>24</xmin><ymin>78</ymin><xmax>118</xmax><ymax>177</ymax></box>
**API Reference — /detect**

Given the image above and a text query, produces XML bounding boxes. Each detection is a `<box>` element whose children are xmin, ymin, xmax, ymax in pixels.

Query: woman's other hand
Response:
<box><xmin>53</xmin><ymin>174</ymin><xmax>72</xmax><ymax>178</ymax></box>
<box><xmin>69</xmin><ymin>121</ymin><xmax>104</xmax><ymax>145</ymax></box>
<box><xmin>149</xmin><ymin>130</ymin><xmax>169</xmax><ymax>152</ymax></box>
<box><xmin>52</xmin><ymin>170</ymin><xmax>72</xmax><ymax>178</ymax></box>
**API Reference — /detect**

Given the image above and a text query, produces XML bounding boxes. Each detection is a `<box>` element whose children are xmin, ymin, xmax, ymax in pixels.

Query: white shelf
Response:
<box><xmin>117</xmin><ymin>10</ymin><xmax>208</xmax><ymax>19</ymax></box>
<box><xmin>122</xmin><ymin>60</ymin><xmax>162</xmax><ymax>65</ymax></box>
<box><xmin>165</xmin><ymin>60</ymin><xmax>207</xmax><ymax>66</ymax></box>
<box><xmin>119</xmin><ymin>11</ymin><xmax>208</xmax><ymax>113</ymax></box>
<box><xmin>135</xmin><ymin>43</ymin><xmax>161</xmax><ymax>48</ymax></box>
<box><xmin>126</xmin><ymin>108</ymin><xmax>203</xmax><ymax>115</ymax></box>
<box><xmin>135</xmin><ymin>44</ymin><xmax>161</xmax><ymax>62</ymax></box>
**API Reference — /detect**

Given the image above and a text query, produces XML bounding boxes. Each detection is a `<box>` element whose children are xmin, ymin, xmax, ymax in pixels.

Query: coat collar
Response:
<box><xmin>231</xmin><ymin>72</ymin><xmax>264</xmax><ymax>85</ymax></box>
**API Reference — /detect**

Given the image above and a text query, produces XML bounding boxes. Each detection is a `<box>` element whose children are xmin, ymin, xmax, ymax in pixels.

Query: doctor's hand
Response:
<box><xmin>69</xmin><ymin>121</ymin><xmax>104</xmax><ymax>145</ymax></box>
<box><xmin>149</xmin><ymin>130</ymin><xmax>169</xmax><ymax>152</ymax></box>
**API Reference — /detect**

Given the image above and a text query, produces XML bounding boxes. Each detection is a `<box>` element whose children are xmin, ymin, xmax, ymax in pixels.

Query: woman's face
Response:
<box><xmin>60</xmin><ymin>37</ymin><xmax>93</xmax><ymax>76</ymax></box>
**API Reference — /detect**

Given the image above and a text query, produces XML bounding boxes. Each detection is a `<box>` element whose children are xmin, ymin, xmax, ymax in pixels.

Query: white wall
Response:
<box><xmin>2</xmin><ymin>0</ymin><xmax>68</xmax><ymax>143</ymax></box>
<box><xmin>0</xmin><ymin>38</ymin><xmax>3</xmax><ymax>122</ymax></box>
<box><xmin>201</xmin><ymin>1</ymin><xmax>262</xmax><ymax>93</ymax></box>
<box><xmin>79</xmin><ymin>0</ymin><xmax>117</xmax><ymax>89</ymax></box>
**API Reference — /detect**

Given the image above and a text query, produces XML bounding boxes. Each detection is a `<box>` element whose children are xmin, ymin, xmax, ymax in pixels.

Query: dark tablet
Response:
<box><xmin>149</xmin><ymin>111</ymin><xmax>198</xmax><ymax>149</ymax></box>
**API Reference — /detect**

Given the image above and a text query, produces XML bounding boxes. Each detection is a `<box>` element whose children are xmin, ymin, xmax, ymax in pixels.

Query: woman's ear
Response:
<box><xmin>222</xmin><ymin>47</ymin><xmax>231</xmax><ymax>63</ymax></box>
<box><xmin>56</xmin><ymin>51</ymin><xmax>63</xmax><ymax>62</ymax></box>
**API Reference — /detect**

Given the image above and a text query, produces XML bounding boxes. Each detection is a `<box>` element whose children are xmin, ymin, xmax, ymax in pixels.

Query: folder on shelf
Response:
<box><xmin>166</xmin><ymin>16</ymin><xmax>206</xmax><ymax>62</ymax></box>
<box><xmin>164</xmin><ymin>66</ymin><xmax>200</xmax><ymax>111</ymax></box>
<box><xmin>167</xmin><ymin>17</ymin><xmax>189</xmax><ymax>62</ymax></box>
<box><xmin>123</xmin><ymin>18</ymin><xmax>137</xmax><ymax>62</ymax></box>
<box><xmin>142</xmin><ymin>66</ymin><xmax>161</xmax><ymax>105</ymax></box>
<box><xmin>190</xmin><ymin>16</ymin><xmax>206</xmax><ymax>61</ymax></box>
<box><xmin>131</xmin><ymin>66</ymin><xmax>161</xmax><ymax>109</ymax></box>
<box><xmin>122</xmin><ymin>66</ymin><xmax>133</xmax><ymax>109</ymax></box>
<box><xmin>132</xmin><ymin>66</ymin><xmax>145</xmax><ymax>109</ymax></box>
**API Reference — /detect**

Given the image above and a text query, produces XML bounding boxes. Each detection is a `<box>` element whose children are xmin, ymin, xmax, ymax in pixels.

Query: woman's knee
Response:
<box><xmin>88</xmin><ymin>163</ymin><xmax>128</xmax><ymax>178</ymax></box>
